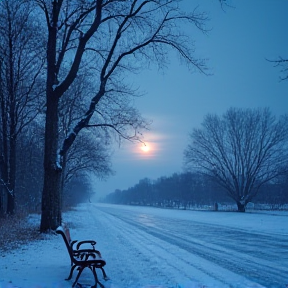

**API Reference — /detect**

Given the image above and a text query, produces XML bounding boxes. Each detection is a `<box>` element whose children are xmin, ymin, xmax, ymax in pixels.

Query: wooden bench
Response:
<box><xmin>56</xmin><ymin>223</ymin><xmax>108</xmax><ymax>288</ymax></box>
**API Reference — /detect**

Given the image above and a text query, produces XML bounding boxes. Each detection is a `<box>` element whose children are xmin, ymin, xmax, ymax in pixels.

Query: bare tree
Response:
<box><xmin>35</xmin><ymin>0</ymin><xmax>210</xmax><ymax>232</ymax></box>
<box><xmin>0</xmin><ymin>0</ymin><xmax>45</xmax><ymax>215</ymax></box>
<box><xmin>184</xmin><ymin>107</ymin><xmax>288</xmax><ymax>212</ymax></box>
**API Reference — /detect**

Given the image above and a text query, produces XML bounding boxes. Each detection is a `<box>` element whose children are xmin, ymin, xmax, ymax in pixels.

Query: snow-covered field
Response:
<box><xmin>0</xmin><ymin>203</ymin><xmax>287</xmax><ymax>288</ymax></box>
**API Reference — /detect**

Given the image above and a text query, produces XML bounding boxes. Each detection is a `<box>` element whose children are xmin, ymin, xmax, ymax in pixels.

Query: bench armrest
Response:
<box><xmin>76</xmin><ymin>240</ymin><xmax>96</xmax><ymax>250</ymax></box>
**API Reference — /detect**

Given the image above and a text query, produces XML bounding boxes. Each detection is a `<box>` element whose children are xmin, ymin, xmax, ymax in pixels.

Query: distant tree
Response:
<box><xmin>184</xmin><ymin>107</ymin><xmax>288</xmax><ymax>212</ymax></box>
<box><xmin>135</xmin><ymin>178</ymin><xmax>153</xmax><ymax>205</ymax></box>
<box><xmin>63</xmin><ymin>177</ymin><xmax>93</xmax><ymax>208</ymax></box>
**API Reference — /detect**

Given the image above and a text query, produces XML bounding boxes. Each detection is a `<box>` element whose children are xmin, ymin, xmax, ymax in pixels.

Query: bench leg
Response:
<box><xmin>91</xmin><ymin>266</ymin><xmax>105</xmax><ymax>288</ymax></box>
<box><xmin>72</xmin><ymin>266</ymin><xmax>85</xmax><ymax>287</ymax></box>
<box><xmin>100</xmin><ymin>267</ymin><xmax>109</xmax><ymax>280</ymax></box>
<box><xmin>66</xmin><ymin>264</ymin><xmax>77</xmax><ymax>280</ymax></box>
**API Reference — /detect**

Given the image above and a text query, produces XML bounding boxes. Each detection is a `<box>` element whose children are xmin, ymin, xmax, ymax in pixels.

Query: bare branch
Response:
<box><xmin>267</xmin><ymin>56</ymin><xmax>288</xmax><ymax>81</ymax></box>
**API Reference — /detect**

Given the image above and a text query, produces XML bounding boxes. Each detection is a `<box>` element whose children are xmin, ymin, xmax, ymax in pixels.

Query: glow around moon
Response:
<box><xmin>141</xmin><ymin>144</ymin><xmax>150</xmax><ymax>153</ymax></box>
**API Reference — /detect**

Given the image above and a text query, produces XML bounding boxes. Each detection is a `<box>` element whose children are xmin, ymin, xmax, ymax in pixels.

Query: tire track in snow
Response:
<box><xmin>86</xmin><ymin>204</ymin><xmax>181</xmax><ymax>287</ymax></box>
<box><xmin>139</xmin><ymin>216</ymin><xmax>287</xmax><ymax>285</ymax></box>
<box><xmin>90</xmin><ymin>205</ymin><xmax>233</xmax><ymax>287</ymax></box>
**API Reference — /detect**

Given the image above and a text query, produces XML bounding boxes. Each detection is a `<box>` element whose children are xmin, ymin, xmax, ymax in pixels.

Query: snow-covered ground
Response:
<box><xmin>0</xmin><ymin>203</ymin><xmax>287</xmax><ymax>288</ymax></box>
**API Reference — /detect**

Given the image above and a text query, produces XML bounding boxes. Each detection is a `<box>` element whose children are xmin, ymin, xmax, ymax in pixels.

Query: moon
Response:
<box><xmin>141</xmin><ymin>144</ymin><xmax>150</xmax><ymax>153</ymax></box>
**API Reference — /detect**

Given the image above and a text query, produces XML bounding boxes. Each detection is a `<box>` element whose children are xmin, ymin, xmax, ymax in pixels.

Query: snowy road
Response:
<box><xmin>90</xmin><ymin>204</ymin><xmax>288</xmax><ymax>288</ymax></box>
<box><xmin>1</xmin><ymin>203</ymin><xmax>287</xmax><ymax>288</ymax></box>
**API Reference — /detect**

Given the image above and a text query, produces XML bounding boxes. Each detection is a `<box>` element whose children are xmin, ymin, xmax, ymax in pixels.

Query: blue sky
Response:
<box><xmin>94</xmin><ymin>0</ymin><xmax>288</xmax><ymax>199</ymax></box>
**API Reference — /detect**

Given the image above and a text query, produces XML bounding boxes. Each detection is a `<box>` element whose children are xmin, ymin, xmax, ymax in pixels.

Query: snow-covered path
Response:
<box><xmin>94</xmin><ymin>204</ymin><xmax>288</xmax><ymax>288</ymax></box>
<box><xmin>0</xmin><ymin>203</ymin><xmax>287</xmax><ymax>288</ymax></box>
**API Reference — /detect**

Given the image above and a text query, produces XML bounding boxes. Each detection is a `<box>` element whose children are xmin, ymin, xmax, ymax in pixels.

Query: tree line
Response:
<box><xmin>102</xmin><ymin>171</ymin><xmax>288</xmax><ymax>210</ymax></box>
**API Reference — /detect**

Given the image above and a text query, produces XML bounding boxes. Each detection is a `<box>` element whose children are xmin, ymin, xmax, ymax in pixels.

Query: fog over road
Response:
<box><xmin>92</xmin><ymin>204</ymin><xmax>288</xmax><ymax>288</ymax></box>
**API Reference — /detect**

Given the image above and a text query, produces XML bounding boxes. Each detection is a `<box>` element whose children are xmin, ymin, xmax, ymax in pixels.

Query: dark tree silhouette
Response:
<box><xmin>184</xmin><ymin>107</ymin><xmax>288</xmax><ymax>212</ymax></box>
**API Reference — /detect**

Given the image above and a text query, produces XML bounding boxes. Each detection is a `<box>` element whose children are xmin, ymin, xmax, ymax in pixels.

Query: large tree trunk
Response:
<box><xmin>6</xmin><ymin>191</ymin><xmax>15</xmax><ymax>215</ymax></box>
<box><xmin>6</xmin><ymin>11</ymin><xmax>16</xmax><ymax>215</ymax></box>
<box><xmin>60</xmin><ymin>153</ymin><xmax>67</xmax><ymax>208</ymax></box>
<box><xmin>0</xmin><ymin>121</ymin><xmax>8</xmax><ymax>215</ymax></box>
<box><xmin>40</xmin><ymin>91</ymin><xmax>62</xmax><ymax>232</ymax></box>
<box><xmin>40</xmin><ymin>7</ymin><xmax>62</xmax><ymax>232</ymax></box>
<box><xmin>6</xmin><ymin>140</ymin><xmax>16</xmax><ymax>215</ymax></box>
<box><xmin>6</xmin><ymin>116</ymin><xmax>17</xmax><ymax>215</ymax></box>
<box><xmin>0</xmin><ymin>61</ymin><xmax>5</xmax><ymax>215</ymax></box>
<box><xmin>40</xmin><ymin>167</ymin><xmax>62</xmax><ymax>231</ymax></box>
<box><xmin>0</xmin><ymin>102</ymin><xmax>9</xmax><ymax>215</ymax></box>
